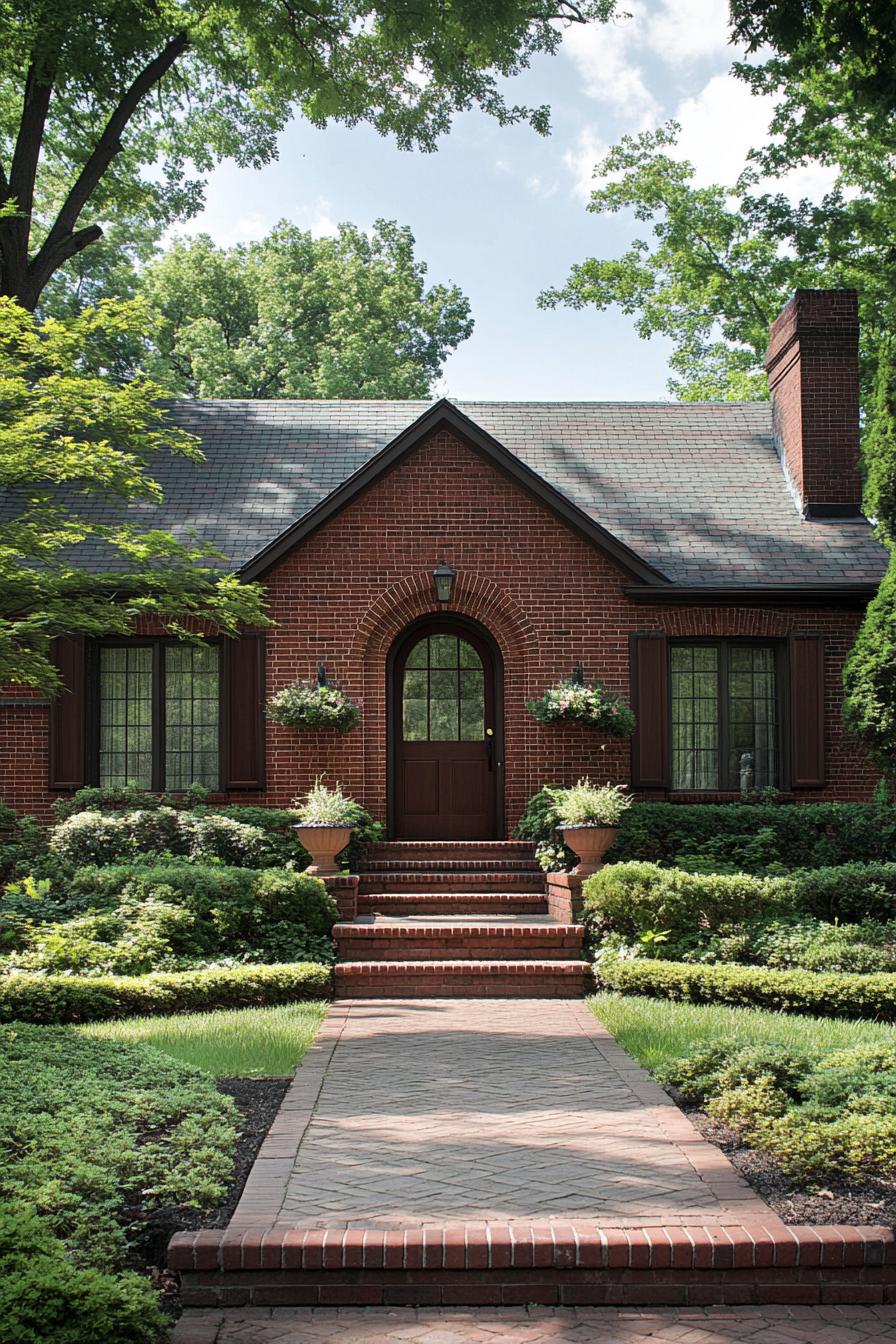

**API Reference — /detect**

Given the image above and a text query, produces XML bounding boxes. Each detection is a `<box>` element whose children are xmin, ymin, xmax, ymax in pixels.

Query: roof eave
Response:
<box><xmin>625</xmin><ymin>583</ymin><xmax>880</xmax><ymax>608</ymax></box>
<box><xmin>237</xmin><ymin>398</ymin><xmax>670</xmax><ymax>586</ymax></box>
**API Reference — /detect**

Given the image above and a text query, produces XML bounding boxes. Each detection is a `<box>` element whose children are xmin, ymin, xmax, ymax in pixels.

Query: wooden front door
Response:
<box><xmin>392</xmin><ymin>621</ymin><xmax>499</xmax><ymax>839</ymax></box>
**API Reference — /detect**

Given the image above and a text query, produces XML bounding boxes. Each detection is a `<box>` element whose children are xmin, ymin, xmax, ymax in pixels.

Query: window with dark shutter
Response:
<box><xmin>92</xmin><ymin>639</ymin><xmax>222</xmax><ymax>791</ymax></box>
<box><xmin>630</xmin><ymin>633</ymin><xmax>670</xmax><ymax>788</ymax></box>
<box><xmin>668</xmin><ymin>640</ymin><xmax>783</xmax><ymax>792</ymax></box>
<box><xmin>48</xmin><ymin>635</ymin><xmax>87</xmax><ymax>790</ymax></box>
<box><xmin>223</xmin><ymin>633</ymin><xmax>265</xmax><ymax>790</ymax></box>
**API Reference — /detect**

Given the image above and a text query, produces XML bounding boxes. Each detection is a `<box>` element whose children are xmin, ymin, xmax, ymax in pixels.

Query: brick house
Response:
<box><xmin>1</xmin><ymin>288</ymin><xmax>888</xmax><ymax>833</ymax></box>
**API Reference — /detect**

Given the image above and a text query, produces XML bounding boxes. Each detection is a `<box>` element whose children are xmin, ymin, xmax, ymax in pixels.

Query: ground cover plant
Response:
<box><xmin>0</xmin><ymin>1023</ymin><xmax>240</xmax><ymax>1343</ymax></box>
<box><xmin>592</xmin><ymin>994</ymin><xmax>896</xmax><ymax>1217</ymax></box>
<box><xmin>85</xmin><ymin>1001</ymin><xmax>328</xmax><ymax>1076</ymax></box>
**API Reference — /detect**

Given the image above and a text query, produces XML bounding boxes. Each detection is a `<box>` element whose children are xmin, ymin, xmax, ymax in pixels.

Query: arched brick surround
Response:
<box><xmin>351</xmin><ymin>571</ymin><xmax>537</xmax><ymax>824</ymax></box>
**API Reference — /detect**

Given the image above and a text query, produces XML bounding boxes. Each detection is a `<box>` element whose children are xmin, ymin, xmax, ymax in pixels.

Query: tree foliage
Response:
<box><xmin>0</xmin><ymin>0</ymin><xmax>615</xmax><ymax>309</ymax></box>
<box><xmin>138</xmin><ymin>220</ymin><xmax>473</xmax><ymax>399</ymax></box>
<box><xmin>0</xmin><ymin>296</ymin><xmax>268</xmax><ymax>694</ymax></box>
<box><xmin>538</xmin><ymin>123</ymin><xmax>893</xmax><ymax>402</ymax></box>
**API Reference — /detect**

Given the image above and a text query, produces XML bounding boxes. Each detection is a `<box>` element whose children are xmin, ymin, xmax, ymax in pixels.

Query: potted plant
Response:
<box><xmin>547</xmin><ymin>779</ymin><xmax>633</xmax><ymax>876</ymax></box>
<box><xmin>292</xmin><ymin>778</ymin><xmax>358</xmax><ymax>876</ymax></box>
<box><xmin>266</xmin><ymin>664</ymin><xmax>360</xmax><ymax>734</ymax></box>
<box><xmin>527</xmin><ymin>665</ymin><xmax>635</xmax><ymax>736</ymax></box>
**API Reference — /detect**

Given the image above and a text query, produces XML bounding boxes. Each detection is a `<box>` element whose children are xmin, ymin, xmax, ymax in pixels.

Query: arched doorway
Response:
<box><xmin>388</xmin><ymin>616</ymin><xmax>504</xmax><ymax>839</ymax></box>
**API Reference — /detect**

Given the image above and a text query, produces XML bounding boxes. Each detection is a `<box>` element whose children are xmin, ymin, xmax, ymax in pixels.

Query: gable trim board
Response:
<box><xmin>237</xmin><ymin>399</ymin><xmax>670</xmax><ymax>586</ymax></box>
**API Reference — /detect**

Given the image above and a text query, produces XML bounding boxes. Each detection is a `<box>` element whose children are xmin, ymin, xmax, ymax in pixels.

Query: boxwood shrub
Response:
<box><xmin>595</xmin><ymin>956</ymin><xmax>896</xmax><ymax>1021</ymax></box>
<box><xmin>0</xmin><ymin>960</ymin><xmax>332</xmax><ymax>1024</ymax></box>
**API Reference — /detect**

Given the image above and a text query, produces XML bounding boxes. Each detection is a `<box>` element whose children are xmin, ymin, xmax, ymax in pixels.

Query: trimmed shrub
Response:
<box><xmin>595</xmin><ymin>955</ymin><xmax>896</xmax><ymax>1021</ymax></box>
<box><xmin>582</xmin><ymin>861</ymin><xmax>797</xmax><ymax>941</ymax></box>
<box><xmin>517</xmin><ymin>792</ymin><xmax>896</xmax><ymax>873</ymax></box>
<box><xmin>0</xmin><ymin>960</ymin><xmax>332</xmax><ymax>1023</ymax></box>
<box><xmin>49</xmin><ymin>807</ymin><xmax>274</xmax><ymax>868</ymax></box>
<box><xmin>785</xmin><ymin>862</ymin><xmax>896</xmax><ymax>922</ymax></box>
<box><xmin>64</xmin><ymin>862</ymin><xmax>338</xmax><ymax>965</ymax></box>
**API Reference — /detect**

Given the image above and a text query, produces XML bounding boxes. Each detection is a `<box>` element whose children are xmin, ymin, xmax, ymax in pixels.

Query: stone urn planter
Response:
<box><xmin>293</xmin><ymin>823</ymin><xmax>354</xmax><ymax>877</ymax></box>
<box><xmin>559</xmin><ymin>824</ymin><xmax>618</xmax><ymax>878</ymax></box>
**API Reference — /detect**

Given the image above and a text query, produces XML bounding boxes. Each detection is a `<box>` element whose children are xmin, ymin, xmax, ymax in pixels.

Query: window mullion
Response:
<box><xmin>153</xmin><ymin>643</ymin><xmax>165</xmax><ymax>792</ymax></box>
<box><xmin>719</xmin><ymin>643</ymin><xmax>729</xmax><ymax>791</ymax></box>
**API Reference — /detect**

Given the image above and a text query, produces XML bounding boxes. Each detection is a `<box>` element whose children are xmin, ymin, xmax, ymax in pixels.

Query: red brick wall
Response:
<box><xmin>765</xmin><ymin>289</ymin><xmax>862</xmax><ymax>510</ymax></box>
<box><xmin>0</xmin><ymin>428</ymin><xmax>879</xmax><ymax>825</ymax></box>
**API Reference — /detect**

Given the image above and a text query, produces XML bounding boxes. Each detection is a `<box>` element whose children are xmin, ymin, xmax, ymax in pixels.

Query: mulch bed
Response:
<box><xmin>681</xmin><ymin>1100</ymin><xmax>896</xmax><ymax>1226</ymax></box>
<box><xmin>131</xmin><ymin>1076</ymin><xmax>290</xmax><ymax>1313</ymax></box>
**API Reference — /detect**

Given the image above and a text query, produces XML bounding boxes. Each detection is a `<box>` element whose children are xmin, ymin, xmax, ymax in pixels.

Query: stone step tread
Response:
<box><xmin>335</xmin><ymin>920</ymin><xmax>583</xmax><ymax>934</ymax></box>
<box><xmin>335</xmin><ymin>959</ymin><xmax>591</xmax><ymax>972</ymax></box>
<box><xmin>340</xmin><ymin>915</ymin><xmax>572</xmax><ymax>928</ymax></box>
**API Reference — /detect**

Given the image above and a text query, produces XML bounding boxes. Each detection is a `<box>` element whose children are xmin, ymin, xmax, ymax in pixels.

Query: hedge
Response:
<box><xmin>596</xmin><ymin>956</ymin><xmax>896</xmax><ymax>1021</ymax></box>
<box><xmin>609</xmin><ymin>801</ymin><xmax>896</xmax><ymax>872</ymax></box>
<box><xmin>0</xmin><ymin>961</ymin><xmax>332</xmax><ymax>1024</ymax></box>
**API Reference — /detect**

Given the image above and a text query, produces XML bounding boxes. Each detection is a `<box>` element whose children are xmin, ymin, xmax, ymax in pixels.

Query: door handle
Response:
<box><xmin>485</xmin><ymin>727</ymin><xmax>494</xmax><ymax>771</ymax></box>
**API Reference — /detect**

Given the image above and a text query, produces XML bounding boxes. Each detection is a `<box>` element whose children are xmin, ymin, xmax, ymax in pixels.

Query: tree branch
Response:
<box><xmin>23</xmin><ymin>31</ymin><xmax>189</xmax><ymax>307</ymax></box>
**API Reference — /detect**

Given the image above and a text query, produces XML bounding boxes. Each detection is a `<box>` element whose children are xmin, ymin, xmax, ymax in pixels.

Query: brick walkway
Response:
<box><xmin>174</xmin><ymin>1304</ymin><xmax>896</xmax><ymax>1342</ymax></box>
<box><xmin>244</xmin><ymin>998</ymin><xmax>775</xmax><ymax>1231</ymax></box>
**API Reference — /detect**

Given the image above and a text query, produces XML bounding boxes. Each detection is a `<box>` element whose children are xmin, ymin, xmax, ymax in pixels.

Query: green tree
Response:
<box><xmin>0</xmin><ymin>0</ymin><xmax>615</xmax><ymax>310</ymax></box>
<box><xmin>139</xmin><ymin>220</ymin><xmax>473</xmax><ymax>399</ymax></box>
<box><xmin>538</xmin><ymin>123</ymin><xmax>895</xmax><ymax>401</ymax></box>
<box><xmin>0</xmin><ymin>296</ymin><xmax>267</xmax><ymax>694</ymax></box>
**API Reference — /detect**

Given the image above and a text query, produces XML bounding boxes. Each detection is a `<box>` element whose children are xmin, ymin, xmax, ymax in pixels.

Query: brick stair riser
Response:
<box><xmin>366</xmin><ymin>843</ymin><xmax>536</xmax><ymax>863</ymax></box>
<box><xmin>171</xmin><ymin>1224</ymin><xmax>896</xmax><ymax>1308</ymax></box>
<box><xmin>357</xmin><ymin>894</ymin><xmax>549</xmax><ymax>917</ymax></box>
<box><xmin>363</xmin><ymin>859</ymin><xmax>542</xmax><ymax>874</ymax></box>
<box><xmin>336</xmin><ymin>929</ymin><xmax>584</xmax><ymax>962</ymax></box>
<box><xmin>358</xmin><ymin>873</ymin><xmax>545</xmax><ymax>894</ymax></box>
<box><xmin>334</xmin><ymin>961</ymin><xmax>592</xmax><ymax>998</ymax></box>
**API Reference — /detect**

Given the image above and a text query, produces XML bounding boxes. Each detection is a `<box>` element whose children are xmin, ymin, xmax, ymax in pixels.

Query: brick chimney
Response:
<box><xmin>764</xmin><ymin>289</ymin><xmax>863</xmax><ymax>517</ymax></box>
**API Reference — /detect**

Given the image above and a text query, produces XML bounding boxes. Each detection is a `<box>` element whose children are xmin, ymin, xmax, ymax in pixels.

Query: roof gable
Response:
<box><xmin>238</xmin><ymin>399</ymin><xmax>669</xmax><ymax>585</ymax></box>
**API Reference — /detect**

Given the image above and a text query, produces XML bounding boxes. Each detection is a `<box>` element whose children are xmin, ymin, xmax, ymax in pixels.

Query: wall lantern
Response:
<box><xmin>433</xmin><ymin>562</ymin><xmax>456</xmax><ymax>604</ymax></box>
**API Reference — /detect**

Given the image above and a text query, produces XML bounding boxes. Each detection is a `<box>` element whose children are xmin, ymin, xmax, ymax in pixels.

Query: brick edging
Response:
<box><xmin>169</xmin><ymin>1222</ymin><xmax>896</xmax><ymax>1275</ymax></box>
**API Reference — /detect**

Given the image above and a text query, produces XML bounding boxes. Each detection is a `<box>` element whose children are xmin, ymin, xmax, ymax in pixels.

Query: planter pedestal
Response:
<box><xmin>322</xmin><ymin>874</ymin><xmax>358</xmax><ymax>922</ymax></box>
<box><xmin>546</xmin><ymin>872</ymin><xmax>585</xmax><ymax>924</ymax></box>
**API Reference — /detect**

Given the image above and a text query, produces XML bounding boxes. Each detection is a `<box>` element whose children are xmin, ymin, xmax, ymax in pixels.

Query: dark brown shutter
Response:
<box><xmin>48</xmin><ymin>635</ymin><xmax>86</xmax><ymax>789</ymax></box>
<box><xmin>630</xmin><ymin>633</ymin><xmax>669</xmax><ymax>788</ymax></box>
<box><xmin>790</xmin><ymin>634</ymin><xmax>825</xmax><ymax>788</ymax></box>
<box><xmin>223</xmin><ymin>633</ymin><xmax>266</xmax><ymax>790</ymax></box>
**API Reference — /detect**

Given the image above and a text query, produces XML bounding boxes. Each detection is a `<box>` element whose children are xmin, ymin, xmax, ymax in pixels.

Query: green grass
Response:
<box><xmin>590</xmin><ymin>992</ymin><xmax>896</xmax><ymax>1074</ymax></box>
<box><xmin>81</xmin><ymin>1001</ymin><xmax>328</xmax><ymax>1076</ymax></box>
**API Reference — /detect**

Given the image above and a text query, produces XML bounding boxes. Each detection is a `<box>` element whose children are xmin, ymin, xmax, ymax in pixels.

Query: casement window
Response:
<box><xmin>631</xmin><ymin>632</ymin><xmax>823</xmax><ymax>794</ymax></box>
<box><xmin>669</xmin><ymin>642</ymin><xmax>782</xmax><ymax>792</ymax></box>
<box><xmin>94</xmin><ymin>642</ymin><xmax>221</xmax><ymax>791</ymax></box>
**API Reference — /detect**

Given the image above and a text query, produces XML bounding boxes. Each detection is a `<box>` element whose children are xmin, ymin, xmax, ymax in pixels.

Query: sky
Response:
<box><xmin>178</xmin><ymin>0</ymin><xmax>831</xmax><ymax>402</ymax></box>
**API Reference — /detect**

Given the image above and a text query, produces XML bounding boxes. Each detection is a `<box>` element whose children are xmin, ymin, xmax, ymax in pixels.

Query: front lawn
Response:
<box><xmin>591</xmin><ymin>992</ymin><xmax>896</xmax><ymax>1074</ymax></box>
<box><xmin>84</xmin><ymin>1001</ymin><xmax>328</xmax><ymax>1076</ymax></box>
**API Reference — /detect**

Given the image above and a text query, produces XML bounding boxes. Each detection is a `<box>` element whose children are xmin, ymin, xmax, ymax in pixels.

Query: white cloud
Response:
<box><xmin>294</xmin><ymin>196</ymin><xmax>340</xmax><ymax>238</ymax></box>
<box><xmin>674</xmin><ymin>73</ymin><xmax>842</xmax><ymax>200</ymax></box>
<box><xmin>646</xmin><ymin>0</ymin><xmax>732</xmax><ymax>69</ymax></box>
<box><xmin>673</xmin><ymin>74</ymin><xmax>774</xmax><ymax>185</ymax></box>
<box><xmin>563</xmin><ymin>4</ymin><xmax>660</xmax><ymax>127</ymax></box>
<box><xmin>563</xmin><ymin>126</ymin><xmax>609</xmax><ymax>202</ymax></box>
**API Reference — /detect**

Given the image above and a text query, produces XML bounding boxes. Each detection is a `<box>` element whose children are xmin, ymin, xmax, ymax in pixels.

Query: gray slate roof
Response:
<box><xmin>60</xmin><ymin>399</ymin><xmax>888</xmax><ymax>587</ymax></box>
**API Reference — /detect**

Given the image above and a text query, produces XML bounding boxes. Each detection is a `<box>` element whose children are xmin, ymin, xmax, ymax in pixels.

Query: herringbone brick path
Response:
<box><xmin>272</xmin><ymin>999</ymin><xmax>773</xmax><ymax>1229</ymax></box>
<box><xmin>173</xmin><ymin>1304</ymin><xmax>896</xmax><ymax>1343</ymax></box>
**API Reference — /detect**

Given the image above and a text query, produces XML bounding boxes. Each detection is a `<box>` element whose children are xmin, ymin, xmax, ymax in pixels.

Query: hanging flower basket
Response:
<box><xmin>265</xmin><ymin>680</ymin><xmax>361</xmax><ymax>733</ymax></box>
<box><xmin>527</xmin><ymin>676</ymin><xmax>635</xmax><ymax>737</ymax></box>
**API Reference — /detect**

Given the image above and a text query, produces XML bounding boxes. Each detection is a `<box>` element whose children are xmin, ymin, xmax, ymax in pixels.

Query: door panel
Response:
<box><xmin>392</xmin><ymin>624</ymin><xmax>499</xmax><ymax>839</ymax></box>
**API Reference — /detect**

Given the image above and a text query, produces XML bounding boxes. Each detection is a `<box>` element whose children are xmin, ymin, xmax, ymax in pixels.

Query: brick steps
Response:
<box><xmin>362</xmin><ymin>858</ymin><xmax>542</xmax><ymax>874</ymax></box>
<box><xmin>170</xmin><ymin>1222</ymin><xmax>896</xmax><ymax>1307</ymax></box>
<box><xmin>357</xmin><ymin>891</ymin><xmax>548</xmax><ymax>917</ymax></box>
<box><xmin>335</xmin><ymin>959</ymin><xmax>591</xmax><ymax>998</ymax></box>
<box><xmin>335</xmin><ymin>921</ymin><xmax>584</xmax><ymax>962</ymax></box>
<box><xmin>367</xmin><ymin>841</ymin><xmax>535</xmax><ymax>862</ymax></box>
<box><xmin>358</xmin><ymin>871</ymin><xmax>545</xmax><ymax>894</ymax></box>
